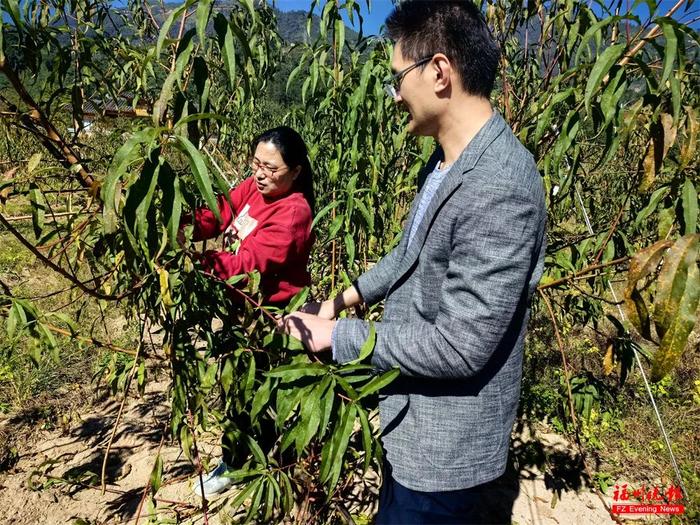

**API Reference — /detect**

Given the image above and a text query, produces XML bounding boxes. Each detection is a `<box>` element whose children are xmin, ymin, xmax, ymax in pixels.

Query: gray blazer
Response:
<box><xmin>333</xmin><ymin>111</ymin><xmax>547</xmax><ymax>491</ymax></box>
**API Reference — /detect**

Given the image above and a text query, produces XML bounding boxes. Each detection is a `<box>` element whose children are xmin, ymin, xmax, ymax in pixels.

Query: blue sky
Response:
<box><xmin>272</xmin><ymin>0</ymin><xmax>699</xmax><ymax>34</ymax></box>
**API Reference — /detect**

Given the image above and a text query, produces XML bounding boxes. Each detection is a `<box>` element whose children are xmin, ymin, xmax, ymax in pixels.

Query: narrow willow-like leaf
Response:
<box><xmin>357</xmin><ymin>368</ymin><xmax>400</xmax><ymax>400</ymax></box>
<box><xmin>679</xmin><ymin>106</ymin><xmax>697</xmax><ymax>171</ymax></box>
<box><xmin>297</xmin><ymin>380</ymin><xmax>323</xmax><ymax>454</ymax></box>
<box><xmin>149</xmin><ymin>454</ymin><xmax>163</xmax><ymax>494</ymax></box>
<box><xmin>124</xmin><ymin>158</ymin><xmax>159</xmax><ymax>251</ymax></box>
<box><xmin>102</xmin><ymin>127</ymin><xmax>159</xmax><ymax>233</ymax></box>
<box><xmin>265</xmin><ymin>362</ymin><xmax>326</xmax><ymax>382</ymax></box>
<box><xmin>349</xmin><ymin>321</ymin><xmax>376</xmax><ymax>365</ymax></box>
<box><xmin>327</xmin><ymin>402</ymin><xmax>356</xmax><ymax>492</ymax></box>
<box><xmin>250</xmin><ymin>377</ymin><xmax>272</xmax><ymax>421</ymax></box>
<box><xmin>584</xmin><ymin>44</ymin><xmax>626</xmax><ymax>115</ymax></box>
<box><xmin>157</xmin><ymin>162</ymin><xmax>182</xmax><ymax>248</ymax></box>
<box><xmin>659</xmin><ymin>20</ymin><xmax>677</xmax><ymax>87</ymax></box>
<box><xmin>175</xmin><ymin>136</ymin><xmax>220</xmax><ymax>222</ymax></box>
<box><xmin>635</xmin><ymin>186</ymin><xmax>670</xmax><ymax>226</ymax></box>
<box><xmin>196</xmin><ymin>0</ymin><xmax>211</xmax><ymax>45</ymax></box>
<box><xmin>229</xmin><ymin>477</ymin><xmax>262</xmax><ymax>514</ymax></box>
<box><xmin>357</xmin><ymin>405</ymin><xmax>373</xmax><ymax>472</ymax></box>
<box><xmin>29</xmin><ymin>185</ymin><xmax>45</xmax><ymax>239</ymax></box>
<box><xmin>681</xmin><ymin>178</ymin><xmax>698</xmax><ymax>235</ymax></box>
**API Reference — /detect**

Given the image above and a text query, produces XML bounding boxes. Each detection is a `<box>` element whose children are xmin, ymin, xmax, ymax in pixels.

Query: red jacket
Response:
<box><xmin>188</xmin><ymin>177</ymin><xmax>314</xmax><ymax>304</ymax></box>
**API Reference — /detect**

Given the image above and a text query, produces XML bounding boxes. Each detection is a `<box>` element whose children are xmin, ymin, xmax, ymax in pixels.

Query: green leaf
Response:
<box><xmin>221</xmin><ymin>358</ymin><xmax>234</xmax><ymax>396</ymax></box>
<box><xmin>243</xmin><ymin>354</ymin><xmax>256</xmax><ymax>403</ymax></box>
<box><xmin>156</xmin><ymin>0</ymin><xmax>194</xmax><ymax>57</ymax></box>
<box><xmin>157</xmin><ymin>162</ymin><xmax>182</xmax><ymax>248</ymax></box>
<box><xmin>102</xmin><ymin>127</ymin><xmax>160</xmax><ymax>233</ymax></box>
<box><xmin>245</xmin><ymin>435</ymin><xmax>267</xmax><ymax>467</ymax></box>
<box><xmin>196</xmin><ymin>0</ymin><xmax>211</xmax><ymax>45</ymax></box>
<box><xmin>585</xmin><ymin>44</ymin><xmax>626</xmax><ymax>116</ymax></box>
<box><xmin>574</xmin><ymin>15</ymin><xmax>626</xmax><ymax>66</ymax></box>
<box><xmin>286</xmin><ymin>287</ymin><xmax>310</xmax><ymax>313</ymax></box>
<box><xmin>325</xmin><ymin>403</ymin><xmax>357</xmax><ymax>491</ymax></box>
<box><xmin>311</xmin><ymin>200</ymin><xmax>341</xmax><ymax>229</ymax></box>
<box><xmin>175</xmin><ymin>136</ymin><xmax>220</xmax><ymax>223</ymax></box>
<box><xmin>334</xmin><ymin>16</ymin><xmax>345</xmax><ymax>57</ymax></box>
<box><xmin>123</xmin><ymin>158</ymin><xmax>160</xmax><ymax>253</ymax></box>
<box><xmin>653</xmin><ymin>234</ymin><xmax>700</xmax><ymax>341</ymax></box>
<box><xmin>357</xmin><ymin>406</ymin><xmax>373</xmax><ymax>472</ymax></box>
<box><xmin>357</xmin><ymin>368</ymin><xmax>400</xmax><ymax>400</ymax></box>
<box><xmin>229</xmin><ymin>477</ymin><xmax>262</xmax><ymax>512</ymax></box>
<box><xmin>344</xmin><ymin>233</ymin><xmax>356</xmax><ymax>267</ymax></box>
<box><xmin>214</xmin><ymin>14</ymin><xmax>236</xmax><ymax>89</ymax></box>
<box><xmin>297</xmin><ymin>377</ymin><xmax>329</xmax><ymax>454</ymax></box>
<box><xmin>29</xmin><ymin>185</ymin><xmax>45</xmax><ymax>240</ymax></box>
<box><xmin>533</xmin><ymin>88</ymin><xmax>573</xmax><ymax>145</ymax></box>
<box><xmin>635</xmin><ymin>186</ymin><xmax>670</xmax><ymax>227</ymax></box>
<box><xmin>250</xmin><ymin>377</ymin><xmax>272</xmax><ymax>421</ymax></box>
<box><xmin>681</xmin><ymin>178</ymin><xmax>698</xmax><ymax>235</ymax></box>
<box><xmin>659</xmin><ymin>20</ymin><xmax>677</xmax><ymax>87</ymax></box>
<box><xmin>149</xmin><ymin>454</ymin><xmax>163</xmax><ymax>493</ymax></box>
<box><xmin>265</xmin><ymin>363</ymin><xmax>327</xmax><ymax>382</ymax></box>
<box><xmin>317</xmin><ymin>377</ymin><xmax>336</xmax><ymax>440</ymax></box>
<box><xmin>348</xmin><ymin>322</ymin><xmax>376</xmax><ymax>365</ymax></box>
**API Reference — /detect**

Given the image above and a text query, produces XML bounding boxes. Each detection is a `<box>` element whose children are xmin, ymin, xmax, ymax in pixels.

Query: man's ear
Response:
<box><xmin>433</xmin><ymin>53</ymin><xmax>452</xmax><ymax>93</ymax></box>
<box><xmin>292</xmin><ymin>165</ymin><xmax>302</xmax><ymax>180</ymax></box>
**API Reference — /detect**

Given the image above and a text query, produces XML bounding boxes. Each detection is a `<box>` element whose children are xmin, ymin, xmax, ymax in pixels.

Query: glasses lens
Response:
<box><xmin>384</xmin><ymin>84</ymin><xmax>397</xmax><ymax>99</ymax></box>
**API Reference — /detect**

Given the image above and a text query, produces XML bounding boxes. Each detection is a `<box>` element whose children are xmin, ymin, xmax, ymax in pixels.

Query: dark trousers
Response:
<box><xmin>375</xmin><ymin>470</ymin><xmax>510</xmax><ymax>525</ymax></box>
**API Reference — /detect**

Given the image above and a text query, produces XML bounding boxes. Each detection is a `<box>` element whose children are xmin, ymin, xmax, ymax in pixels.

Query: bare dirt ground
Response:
<box><xmin>0</xmin><ymin>377</ymin><xmax>623</xmax><ymax>525</ymax></box>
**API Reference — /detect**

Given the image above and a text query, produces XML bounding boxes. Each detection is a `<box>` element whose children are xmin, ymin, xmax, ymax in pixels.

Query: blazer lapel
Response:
<box><xmin>390</xmin><ymin>111</ymin><xmax>509</xmax><ymax>285</ymax></box>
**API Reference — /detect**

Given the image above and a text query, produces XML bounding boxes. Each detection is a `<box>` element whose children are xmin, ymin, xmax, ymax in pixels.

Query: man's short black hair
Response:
<box><xmin>385</xmin><ymin>0</ymin><xmax>500</xmax><ymax>98</ymax></box>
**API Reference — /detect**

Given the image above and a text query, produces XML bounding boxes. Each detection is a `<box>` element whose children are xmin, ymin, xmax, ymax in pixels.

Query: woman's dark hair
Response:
<box><xmin>251</xmin><ymin>126</ymin><xmax>315</xmax><ymax>215</ymax></box>
<box><xmin>385</xmin><ymin>0</ymin><xmax>499</xmax><ymax>99</ymax></box>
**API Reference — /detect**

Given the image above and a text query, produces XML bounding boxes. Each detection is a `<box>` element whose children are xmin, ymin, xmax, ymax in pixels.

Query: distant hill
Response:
<box><xmin>99</xmin><ymin>3</ymin><xmax>360</xmax><ymax>45</ymax></box>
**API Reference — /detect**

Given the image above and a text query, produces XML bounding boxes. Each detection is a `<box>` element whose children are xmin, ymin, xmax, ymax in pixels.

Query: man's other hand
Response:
<box><xmin>278</xmin><ymin>312</ymin><xmax>335</xmax><ymax>353</ymax></box>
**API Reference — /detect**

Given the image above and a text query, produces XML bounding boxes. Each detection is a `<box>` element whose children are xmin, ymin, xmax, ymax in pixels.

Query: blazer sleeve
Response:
<box><xmin>332</xmin><ymin>176</ymin><xmax>545</xmax><ymax>379</ymax></box>
<box><xmin>353</xmin><ymin>246</ymin><xmax>402</xmax><ymax>305</ymax></box>
<box><xmin>200</xmin><ymin>203</ymin><xmax>310</xmax><ymax>281</ymax></box>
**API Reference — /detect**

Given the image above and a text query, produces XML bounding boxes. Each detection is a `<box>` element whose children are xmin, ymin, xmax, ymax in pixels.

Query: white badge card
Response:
<box><xmin>232</xmin><ymin>204</ymin><xmax>258</xmax><ymax>241</ymax></box>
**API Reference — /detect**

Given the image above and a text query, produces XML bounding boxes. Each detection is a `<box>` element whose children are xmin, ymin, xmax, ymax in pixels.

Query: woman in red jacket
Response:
<box><xmin>187</xmin><ymin>126</ymin><xmax>315</xmax><ymax>306</ymax></box>
<box><xmin>186</xmin><ymin>127</ymin><xmax>315</xmax><ymax>497</ymax></box>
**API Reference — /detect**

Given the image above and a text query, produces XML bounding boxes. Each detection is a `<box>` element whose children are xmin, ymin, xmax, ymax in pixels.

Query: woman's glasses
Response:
<box><xmin>250</xmin><ymin>158</ymin><xmax>287</xmax><ymax>177</ymax></box>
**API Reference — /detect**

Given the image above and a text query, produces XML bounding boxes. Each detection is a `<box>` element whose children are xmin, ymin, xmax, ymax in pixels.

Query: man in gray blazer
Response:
<box><xmin>281</xmin><ymin>1</ymin><xmax>546</xmax><ymax>522</ymax></box>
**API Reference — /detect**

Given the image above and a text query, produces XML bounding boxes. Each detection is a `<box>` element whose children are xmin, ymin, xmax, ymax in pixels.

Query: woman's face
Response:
<box><xmin>250</xmin><ymin>141</ymin><xmax>301</xmax><ymax>199</ymax></box>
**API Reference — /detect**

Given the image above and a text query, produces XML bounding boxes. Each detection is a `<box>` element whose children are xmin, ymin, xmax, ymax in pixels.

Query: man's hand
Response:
<box><xmin>278</xmin><ymin>312</ymin><xmax>335</xmax><ymax>353</ymax></box>
<box><xmin>298</xmin><ymin>299</ymin><xmax>336</xmax><ymax>320</ymax></box>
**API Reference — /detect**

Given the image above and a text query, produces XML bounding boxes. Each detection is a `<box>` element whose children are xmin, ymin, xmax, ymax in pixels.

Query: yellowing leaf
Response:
<box><xmin>603</xmin><ymin>344</ymin><xmax>615</xmax><ymax>375</ymax></box>
<box><xmin>27</xmin><ymin>153</ymin><xmax>42</xmax><ymax>174</ymax></box>
<box><xmin>653</xmin><ymin>234</ymin><xmax>699</xmax><ymax>341</ymax></box>
<box><xmin>628</xmin><ymin>239</ymin><xmax>673</xmax><ymax>284</ymax></box>
<box><xmin>679</xmin><ymin>106</ymin><xmax>698</xmax><ymax>171</ymax></box>
<box><xmin>639</xmin><ymin>114</ymin><xmax>677</xmax><ymax>193</ymax></box>
<box><xmin>157</xmin><ymin>267</ymin><xmax>174</xmax><ymax>308</ymax></box>
<box><xmin>652</xmin><ymin>257</ymin><xmax>700</xmax><ymax>382</ymax></box>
